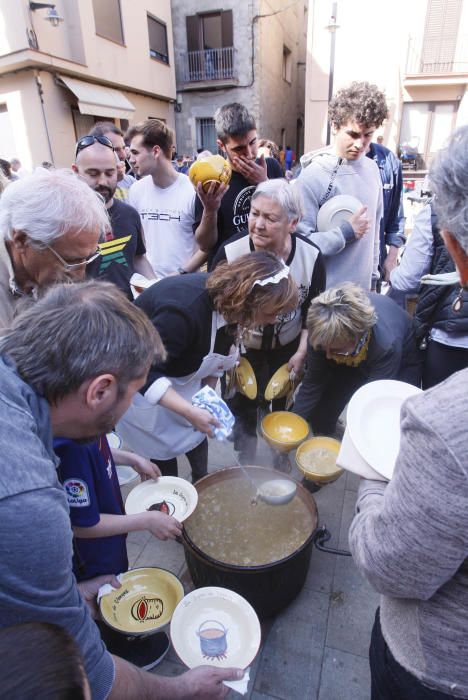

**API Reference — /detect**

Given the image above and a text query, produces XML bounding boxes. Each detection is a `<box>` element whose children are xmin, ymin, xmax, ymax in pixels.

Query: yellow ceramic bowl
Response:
<box><xmin>265</xmin><ymin>364</ymin><xmax>291</xmax><ymax>401</ymax></box>
<box><xmin>235</xmin><ymin>358</ymin><xmax>257</xmax><ymax>400</ymax></box>
<box><xmin>261</xmin><ymin>411</ymin><xmax>309</xmax><ymax>453</ymax></box>
<box><xmin>295</xmin><ymin>437</ymin><xmax>344</xmax><ymax>484</ymax></box>
<box><xmin>189</xmin><ymin>155</ymin><xmax>232</xmax><ymax>192</ymax></box>
<box><xmin>100</xmin><ymin>567</ymin><xmax>184</xmax><ymax>636</ymax></box>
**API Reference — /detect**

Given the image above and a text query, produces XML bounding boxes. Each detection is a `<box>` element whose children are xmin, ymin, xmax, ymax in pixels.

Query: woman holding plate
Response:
<box><xmin>117</xmin><ymin>250</ymin><xmax>298</xmax><ymax>482</ymax></box>
<box><xmin>212</xmin><ymin>179</ymin><xmax>326</xmax><ymax>465</ymax></box>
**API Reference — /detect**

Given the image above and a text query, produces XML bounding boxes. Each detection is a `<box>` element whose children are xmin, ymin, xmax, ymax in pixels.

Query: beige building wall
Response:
<box><xmin>0</xmin><ymin>0</ymin><xmax>176</xmax><ymax>168</ymax></box>
<box><xmin>304</xmin><ymin>0</ymin><xmax>468</xmax><ymax>155</ymax></box>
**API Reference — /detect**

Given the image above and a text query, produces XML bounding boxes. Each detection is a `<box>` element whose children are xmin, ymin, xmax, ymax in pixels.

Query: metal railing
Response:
<box><xmin>182</xmin><ymin>47</ymin><xmax>237</xmax><ymax>82</ymax></box>
<box><xmin>406</xmin><ymin>33</ymin><xmax>468</xmax><ymax>74</ymax></box>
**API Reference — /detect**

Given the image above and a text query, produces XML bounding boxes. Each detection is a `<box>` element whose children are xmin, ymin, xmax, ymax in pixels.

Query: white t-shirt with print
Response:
<box><xmin>128</xmin><ymin>173</ymin><xmax>197</xmax><ymax>277</ymax></box>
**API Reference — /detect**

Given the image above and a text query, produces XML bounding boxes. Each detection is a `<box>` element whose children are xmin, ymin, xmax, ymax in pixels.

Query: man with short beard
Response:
<box><xmin>73</xmin><ymin>136</ymin><xmax>155</xmax><ymax>298</ymax></box>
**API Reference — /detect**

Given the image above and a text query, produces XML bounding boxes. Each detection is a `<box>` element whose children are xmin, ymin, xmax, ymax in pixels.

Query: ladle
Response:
<box><xmin>232</xmin><ymin>451</ymin><xmax>297</xmax><ymax>506</ymax></box>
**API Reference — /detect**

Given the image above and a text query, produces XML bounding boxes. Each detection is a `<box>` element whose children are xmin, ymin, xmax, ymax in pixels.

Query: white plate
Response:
<box><xmin>347</xmin><ymin>380</ymin><xmax>422</xmax><ymax>480</ymax></box>
<box><xmin>117</xmin><ymin>465</ymin><xmax>139</xmax><ymax>486</ymax></box>
<box><xmin>316</xmin><ymin>194</ymin><xmax>362</xmax><ymax>232</ymax></box>
<box><xmin>106</xmin><ymin>431</ymin><xmax>122</xmax><ymax>449</ymax></box>
<box><xmin>336</xmin><ymin>427</ymin><xmax>386</xmax><ymax>481</ymax></box>
<box><xmin>125</xmin><ymin>477</ymin><xmax>198</xmax><ymax>522</ymax></box>
<box><xmin>170</xmin><ymin>587</ymin><xmax>261</xmax><ymax>669</ymax></box>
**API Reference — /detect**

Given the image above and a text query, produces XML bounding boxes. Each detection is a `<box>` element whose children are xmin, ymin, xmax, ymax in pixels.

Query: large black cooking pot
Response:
<box><xmin>182</xmin><ymin>466</ymin><xmax>319</xmax><ymax>619</ymax></box>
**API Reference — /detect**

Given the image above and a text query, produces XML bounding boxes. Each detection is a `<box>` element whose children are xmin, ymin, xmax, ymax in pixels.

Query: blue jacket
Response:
<box><xmin>367</xmin><ymin>143</ymin><xmax>405</xmax><ymax>265</ymax></box>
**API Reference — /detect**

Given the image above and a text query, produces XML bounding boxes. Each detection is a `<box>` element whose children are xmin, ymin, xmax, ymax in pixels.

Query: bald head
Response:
<box><xmin>73</xmin><ymin>142</ymin><xmax>118</xmax><ymax>205</ymax></box>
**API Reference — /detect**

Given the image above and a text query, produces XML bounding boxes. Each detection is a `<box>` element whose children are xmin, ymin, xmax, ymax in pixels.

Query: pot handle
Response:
<box><xmin>312</xmin><ymin>525</ymin><xmax>351</xmax><ymax>557</ymax></box>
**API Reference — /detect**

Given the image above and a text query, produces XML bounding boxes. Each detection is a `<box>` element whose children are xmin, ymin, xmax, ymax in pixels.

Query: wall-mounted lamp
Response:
<box><xmin>29</xmin><ymin>2</ymin><xmax>64</xmax><ymax>27</ymax></box>
<box><xmin>174</xmin><ymin>93</ymin><xmax>183</xmax><ymax>113</ymax></box>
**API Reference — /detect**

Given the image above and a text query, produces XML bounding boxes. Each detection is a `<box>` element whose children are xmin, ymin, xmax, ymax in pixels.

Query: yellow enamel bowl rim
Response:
<box><xmin>264</xmin><ymin>364</ymin><xmax>291</xmax><ymax>401</ymax></box>
<box><xmin>295</xmin><ymin>437</ymin><xmax>344</xmax><ymax>484</ymax></box>
<box><xmin>235</xmin><ymin>358</ymin><xmax>257</xmax><ymax>400</ymax></box>
<box><xmin>99</xmin><ymin>567</ymin><xmax>185</xmax><ymax>636</ymax></box>
<box><xmin>261</xmin><ymin>411</ymin><xmax>309</xmax><ymax>452</ymax></box>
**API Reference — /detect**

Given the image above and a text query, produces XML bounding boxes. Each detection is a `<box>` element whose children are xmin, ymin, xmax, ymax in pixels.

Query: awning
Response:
<box><xmin>57</xmin><ymin>75</ymin><xmax>135</xmax><ymax>120</ymax></box>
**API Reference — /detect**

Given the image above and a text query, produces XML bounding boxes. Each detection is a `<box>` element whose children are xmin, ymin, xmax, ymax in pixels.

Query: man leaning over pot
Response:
<box><xmin>0</xmin><ymin>280</ymin><xmax>242</xmax><ymax>700</ymax></box>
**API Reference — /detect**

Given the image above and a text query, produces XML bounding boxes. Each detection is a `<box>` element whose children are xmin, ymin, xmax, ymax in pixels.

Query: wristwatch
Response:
<box><xmin>178</xmin><ymin>267</ymin><xmax>188</xmax><ymax>275</ymax></box>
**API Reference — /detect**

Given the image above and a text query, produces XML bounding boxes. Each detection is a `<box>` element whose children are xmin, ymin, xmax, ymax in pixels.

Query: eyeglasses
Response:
<box><xmin>75</xmin><ymin>135</ymin><xmax>114</xmax><ymax>158</ymax></box>
<box><xmin>45</xmin><ymin>244</ymin><xmax>101</xmax><ymax>271</ymax></box>
<box><xmin>329</xmin><ymin>333</ymin><xmax>368</xmax><ymax>357</ymax></box>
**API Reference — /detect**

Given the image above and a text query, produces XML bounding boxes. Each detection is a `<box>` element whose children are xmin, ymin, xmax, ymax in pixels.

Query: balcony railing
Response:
<box><xmin>406</xmin><ymin>33</ymin><xmax>468</xmax><ymax>74</ymax></box>
<box><xmin>182</xmin><ymin>47</ymin><xmax>237</xmax><ymax>83</ymax></box>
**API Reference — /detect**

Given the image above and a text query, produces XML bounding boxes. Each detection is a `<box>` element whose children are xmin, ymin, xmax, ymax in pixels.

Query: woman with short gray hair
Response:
<box><xmin>212</xmin><ymin>178</ymin><xmax>326</xmax><ymax>465</ymax></box>
<box><xmin>292</xmin><ymin>282</ymin><xmax>421</xmax><ymax>436</ymax></box>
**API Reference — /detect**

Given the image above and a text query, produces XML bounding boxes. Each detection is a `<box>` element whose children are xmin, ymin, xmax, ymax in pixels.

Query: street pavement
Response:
<box><xmin>121</xmin><ymin>436</ymin><xmax>379</xmax><ymax>700</ymax></box>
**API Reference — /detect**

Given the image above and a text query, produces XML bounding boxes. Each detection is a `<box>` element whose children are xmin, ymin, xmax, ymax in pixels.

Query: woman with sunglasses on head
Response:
<box><xmin>292</xmin><ymin>282</ymin><xmax>421</xmax><ymax>437</ymax></box>
<box><xmin>117</xmin><ymin>250</ymin><xmax>298</xmax><ymax>483</ymax></box>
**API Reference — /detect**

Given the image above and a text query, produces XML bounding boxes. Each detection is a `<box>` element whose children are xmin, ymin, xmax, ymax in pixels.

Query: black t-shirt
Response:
<box><xmin>194</xmin><ymin>157</ymin><xmax>283</xmax><ymax>269</ymax></box>
<box><xmin>87</xmin><ymin>198</ymin><xmax>146</xmax><ymax>299</ymax></box>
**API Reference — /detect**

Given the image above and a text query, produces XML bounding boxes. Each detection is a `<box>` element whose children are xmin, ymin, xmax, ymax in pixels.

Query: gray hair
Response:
<box><xmin>214</xmin><ymin>103</ymin><xmax>256</xmax><ymax>143</ymax></box>
<box><xmin>0</xmin><ymin>168</ymin><xmax>110</xmax><ymax>247</ymax></box>
<box><xmin>306</xmin><ymin>283</ymin><xmax>377</xmax><ymax>349</ymax></box>
<box><xmin>429</xmin><ymin>125</ymin><xmax>468</xmax><ymax>254</ymax></box>
<box><xmin>251</xmin><ymin>179</ymin><xmax>303</xmax><ymax>222</ymax></box>
<box><xmin>0</xmin><ymin>281</ymin><xmax>165</xmax><ymax>403</ymax></box>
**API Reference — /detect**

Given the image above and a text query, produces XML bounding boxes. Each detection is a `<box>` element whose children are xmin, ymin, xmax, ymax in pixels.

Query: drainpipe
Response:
<box><xmin>35</xmin><ymin>71</ymin><xmax>54</xmax><ymax>164</ymax></box>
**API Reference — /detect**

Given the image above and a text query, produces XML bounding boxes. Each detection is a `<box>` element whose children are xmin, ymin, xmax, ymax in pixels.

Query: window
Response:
<box><xmin>421</xmin><ymin>0</ymin><xmax>462</xmax><ymax>72</ymax></box>
<box><xmin>283</xmin><ymin>46</ymin><xmax>292</xmax><ymax>83</ymax></box>
<box><xmin>148</xmin><ymin>15</ymin><xmax>169</xmax><ymax>64</ymax></box>
<box><xmin>196</xmin><ymin>118</ymin><xmax>218</xmax><ymax>154</ymax></box>
<box><xmin>185</xmin><ymin>11</ymin><xmax>234</xmax><ymax>81</ymax></box>
<box><xmin>92</xmin><ymin>0</ymin><xmax>124</xmax><ymax>45</ymax></box>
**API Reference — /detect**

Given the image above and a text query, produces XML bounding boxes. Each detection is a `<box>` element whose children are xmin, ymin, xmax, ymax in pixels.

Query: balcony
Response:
<box><xmin>179</xmin><ymin>47</ymin><xmax>238</xmax><ymax>90</ymax></box>
<box><xmin>406</xmin><ymin>33</ymin><xmax>468</xmax><ymax>75</ymax></box>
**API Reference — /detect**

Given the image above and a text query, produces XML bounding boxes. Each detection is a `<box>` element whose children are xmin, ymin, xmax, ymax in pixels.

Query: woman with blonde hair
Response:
<box><xmin>292</xmin><ymin>282</ymin><xmax>420</xmax><ymax>436</ymax></box>
<box><xmin>118</xmin><ymin>250</ymin><xmax>298</xmax><ymax>481</ymax></box>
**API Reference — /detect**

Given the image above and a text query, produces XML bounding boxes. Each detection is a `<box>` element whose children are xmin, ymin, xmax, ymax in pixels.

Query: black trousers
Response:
<box><xmin>423</xmin><ymin>339</ymin><xmax>468</xmax><ymax>389</ymax></box>
<box><xmin>151</xmin><ymin>438</ymin><xmax>208</xmax><ymax>482</ymax></box>
<box><xmin>370</xmin><ymin>609</ymin><xmax>457</xmax><ymax>700</ymax></box>
<box><xmin>228</xmin><ymin>339</ymin><xmax>300</xmax><ymax>459</ymax></box>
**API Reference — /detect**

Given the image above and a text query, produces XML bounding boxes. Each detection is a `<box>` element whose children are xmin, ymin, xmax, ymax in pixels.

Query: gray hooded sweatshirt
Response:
<box><xmin>294</xmin><ymin>147</ymin><xmax>382</xmax><ymax>289</ymax></box>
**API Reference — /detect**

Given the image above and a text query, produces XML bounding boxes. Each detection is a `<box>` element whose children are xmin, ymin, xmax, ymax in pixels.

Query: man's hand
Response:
<box><xmin>231</xmin><ymin>153</ymin><xmax>267</xmax><ymax>185</ymax></box>
<box><xmin>350</xmin><ymin>206</ymin><xmax>370</xmax><ymax>239</ymax></box>
<box><xmin>382</xmin><ymin>245</ymin><xmax>399</xmax><ymax>281</ymax></box>
<box><xmin>177</xmin><ymin>666</ymin><xmax>244</xmax><ymax>699</ymax></box>
<box><xmin>187</xmin><ymin>406</ymin><xmax>220</xmax><ymax>437</ymax></box>
<box><xmin>196</xmin><ymin>181</ymin><xmax>229</xmax><ymax>213</ymax></box>
<box><xmin>145</xmin><ymin>511</ymin><xmax>182</xmax><ymax>540</ymax></box>
<box><xmin>78</xmin><ymin>574</ymin><xmax>121</xmax><ymax>619</ymax></box>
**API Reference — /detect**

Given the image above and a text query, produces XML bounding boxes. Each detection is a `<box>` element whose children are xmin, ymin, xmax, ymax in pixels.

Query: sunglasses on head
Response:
<box><xmin>75</xmin><ymin>135</ymin><xmax>114</xmax><ymax>158</ymax></box>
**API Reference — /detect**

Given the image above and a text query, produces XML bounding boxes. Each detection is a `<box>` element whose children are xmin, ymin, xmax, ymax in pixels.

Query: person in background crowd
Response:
<box><xmin>72</xmin><ymin>135</ymin><xmax>155</xmax><ymax>298</ymax></box>
<box><xmin>292</xmin><ymin>282</ymin><xmax>420</xmax><ymax>436</ymax></box>
<box><xmin>366</xmin><ymin>138</ymin><xmax>405</xmax><ymax>283</ymax></box>
<box><xmin>126</xmin><ymin>119</ymin><xmax>206</xmax><ymax>277</ymax></box>
<box><xmin>0</xmin><ymin>622</ymin><xmax>91</xmax><ymax>700</ymax></box>
<box><xmin>0</xmin><ymin>168</ymin><xmax>108</xmax><ymax>328</ymax></box>
<box><xmin>295</xmin><ymin>81</ymin><xmax>385</xmax><ymax>291</ymax></box>
<box><xmin>117</xmin><ymin>251</ymin><xmax>298</xmax><ymax>482</ymax></box>
<box><xmin>88</xmin><ymin>122</ymin><xmax>135</xmax><ymax>200</ymax></box>
<box><xmin>194</xmin><ymin>102</ymin><xmax>283</xmax><ymax>268</ymax></box>
<box><xmin>212</xmin><ymin>179</ymin><xmax>325</xmax><ymax>465</ymax></box>
<box><xmin>285</xmin><ymin>145</ymin><xmax>294</xmax><ymax>171</ymax></box>
<box><xmin>0</xmin><ymin>280</ymin><xmax>242</xmax><ymax>700</ymax></box>
<box><xmin>10</xmin><ymin>157</ymin><xmax>29</xmax><ymax>179</ymax></box>
<box><xmin>349</xmin><ymin>125</ymin><xmax>468</xmax><ymax>700</ymax></box>
<box><xmin>0</xmin><ymin>158</ymin><xmax>17</xmax><ymax>181</ymax></box>
<box><xmin>390</xmin><ymin>200</ymin><xmax>468</xmax><ymax>388</ymax></box>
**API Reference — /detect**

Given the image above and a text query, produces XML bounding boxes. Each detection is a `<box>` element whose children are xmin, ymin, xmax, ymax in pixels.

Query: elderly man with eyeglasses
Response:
<box><xmin>0</xmin><ymin>167</ymin><xmax>109</xmax><ymax>328</ymax></box>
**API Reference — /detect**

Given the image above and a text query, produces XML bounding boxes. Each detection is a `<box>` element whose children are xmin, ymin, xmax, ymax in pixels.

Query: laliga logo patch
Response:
<box><xmin>131</xmin><ymin>596</ymin><xmax>164</xmax><ymax>622</ymax></box>
<box><xmin>63</xmin><ymin>479</ymin><xmax>90</xmax><ymax>508</ymax></box>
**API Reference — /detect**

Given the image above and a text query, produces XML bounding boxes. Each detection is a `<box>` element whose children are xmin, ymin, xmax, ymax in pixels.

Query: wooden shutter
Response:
<box><xmin>221</xmin><ymin>10</ymin><xmax>233</xmax><ymax>48</ymax></box>
<box><xmin>422</xmin><ymin>0</ymin><xmax>462</xmax><ymax>71</ymax></box>
<box><xmin>186</xmin><ymin>15</ymin><xmax>200</xmax><ymax>52</ymax></box>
